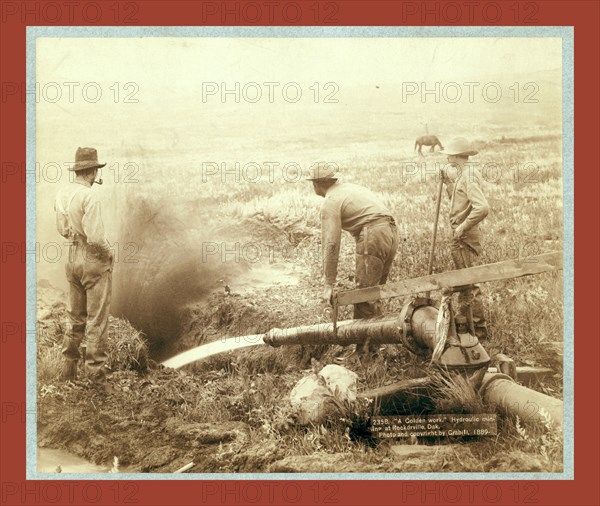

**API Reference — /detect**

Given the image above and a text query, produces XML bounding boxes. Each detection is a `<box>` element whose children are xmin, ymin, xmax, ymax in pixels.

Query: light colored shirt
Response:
<box><xmin>445</xmin><ymin>165</ymin><xmax>489</xmax><ymax>253</ymax></box>
<box><xmin>55</xmin><ymin>181</ymin><xmax>111</xmax><ymax>254</ymax></box>
<box><xmin>321</xmin><ymin>181</ymin><xmax>393</xmax><ymax>284</ymax></box>
<box><xmin>447</xmin><ymin>166</ymin><xmax>489</xmax><ymax>230</ymax></box>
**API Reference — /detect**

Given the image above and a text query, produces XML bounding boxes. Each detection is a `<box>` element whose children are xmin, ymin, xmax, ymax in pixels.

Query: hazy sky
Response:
<box><xmin>35</xmin><ymin>36</ymin><xmax>563</xmax><ymax>289</ymax></box>
<box><xmin>37</xmin><ymin>37</ymin><xmax>561</xmax><ymax>100</ymax></box>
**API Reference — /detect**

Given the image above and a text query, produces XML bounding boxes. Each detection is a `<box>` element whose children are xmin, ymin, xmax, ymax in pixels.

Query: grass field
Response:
<box><xmin>36</xmin><ymin>66</ymin><xmax>565</xmax><ymax>473</ymax></box>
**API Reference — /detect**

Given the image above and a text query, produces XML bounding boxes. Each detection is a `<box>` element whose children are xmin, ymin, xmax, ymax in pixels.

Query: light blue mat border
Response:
<box><xmin>26</xmin><ymin>25</ymin><xmax>574</xmax><ymax>481</ymax></box>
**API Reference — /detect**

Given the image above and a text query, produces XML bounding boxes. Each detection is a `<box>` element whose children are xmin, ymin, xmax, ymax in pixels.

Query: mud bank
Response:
<box><xmin>36</xmin><ymin>363</ymin><xmax>554</xmax><ymax>474</ymax></box>
<box><xmin>37</xmin><ymin>368</ymin><xmax>282</xmax><ymax>473</ymax></box>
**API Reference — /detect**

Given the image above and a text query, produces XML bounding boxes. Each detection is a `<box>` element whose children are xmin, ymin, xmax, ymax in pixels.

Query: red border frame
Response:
<box><xmin>2</xmin><ymin>1</ymin><xmax>598</xmax><ymax>505</ymax></box>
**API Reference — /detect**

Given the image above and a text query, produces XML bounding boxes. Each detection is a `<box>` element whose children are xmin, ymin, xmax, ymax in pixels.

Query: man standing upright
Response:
<box><xmin>307</xmin><ymin>165</ymin><xmax>398</xmax><ymax>358</ymax></box>
<box><xmin>440</xmin><ymin>138</ymin><xmax>490</xmax><ymax>338</ymax></box>
<box><xmin>55</xmin><ymin>147</ymin><xmax>113</xmax><ymax>381</ymax></box>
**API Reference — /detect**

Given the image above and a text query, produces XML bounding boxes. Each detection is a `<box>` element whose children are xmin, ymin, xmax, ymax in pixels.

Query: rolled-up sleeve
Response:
<box><xmin>321</xmin><ymin>198</ymin><xmax>343</xmax><ymax>285</ymax></box>
<box><xmin>81</xmin><ymin>193</ymin><xmax>112</xmax><ymax>255</ymax></box>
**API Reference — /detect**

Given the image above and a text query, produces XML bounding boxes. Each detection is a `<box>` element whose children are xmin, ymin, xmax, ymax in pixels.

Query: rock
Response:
<box><xmin>319</xmin><ymin>364</ymin><xmax>358</xmax><ymax>403</ymax></box>
<box><xmin>289</xmin><ymin>374</ymin><xmax>336</xmax><ymax>425</ymax></box>
<box><xmin>289</xmin><ymin>365</ymin><xmax>358</xmax><ymax>424</ymax></box>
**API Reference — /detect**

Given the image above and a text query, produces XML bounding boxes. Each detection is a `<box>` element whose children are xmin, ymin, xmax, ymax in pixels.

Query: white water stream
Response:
<box><xmin>161</xmin><ymin>335</ymin><xmax>266</xmax><ymax>369</ymax></box>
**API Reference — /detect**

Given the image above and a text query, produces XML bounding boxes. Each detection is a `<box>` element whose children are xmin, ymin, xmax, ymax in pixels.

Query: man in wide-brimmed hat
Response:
<box><xmin>440</xmin><ymin>137</ymin><xmax>490</xmax><ymax>338</ymax></box>
<box><xmin>307</xmin><ymin>164</ymin><xmax>399</xmax><ymax>361</ymax></box>
<box><xmin>55</xmin><ymin>147</ymin><xmax>113</xmax><ymax>381</ymax></box>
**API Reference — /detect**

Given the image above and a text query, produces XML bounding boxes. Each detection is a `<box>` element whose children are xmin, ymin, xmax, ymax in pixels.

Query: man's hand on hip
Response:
<box><xmin>453</xmin><ymin>223</ymin><xmax>466</xmax><ymax>240</ymax></box>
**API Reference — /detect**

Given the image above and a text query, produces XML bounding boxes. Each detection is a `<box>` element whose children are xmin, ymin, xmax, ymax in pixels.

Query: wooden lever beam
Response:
<box><xmin>337</xmin><ymin>251</ymin><xmax>563</xmax><ymax>306</ymax></box>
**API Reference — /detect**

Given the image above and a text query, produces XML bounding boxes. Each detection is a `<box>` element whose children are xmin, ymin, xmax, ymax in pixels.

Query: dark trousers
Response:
<box><xmin>62</xmin><ymin>241</ymin><xmax>112</xmax><ymax>375</ymax></box>
<box><xmin>353</xmin><ymin>221</ymin><xmax>399</xmax><ymax>351</ymax></box>
<box><xmin>450</xmin><ymin>238</ymin><xmax>485</xmax><ymax>325</ymax></box>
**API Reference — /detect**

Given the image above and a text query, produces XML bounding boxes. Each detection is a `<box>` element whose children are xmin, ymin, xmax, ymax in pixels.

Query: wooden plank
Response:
<box><xmin>338</xmin><ymin>251</ymin><xmax>563</xmax><ymax>306</ymax></box>
<box><xmin>488</xmin><ymin>366</ymin><xmax>555</xmax><ymax>386</ymax></box>
<box><xmin>361</xmin><ymin>377</ymin><xmax>432</xmax><ymax>400</ymax></box>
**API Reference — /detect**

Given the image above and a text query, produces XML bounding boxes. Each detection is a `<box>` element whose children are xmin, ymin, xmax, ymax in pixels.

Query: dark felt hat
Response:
<box><xmin>70</xmin><ymin>147</ymin><xmax>107</xmax><ymax>172</ymax></box>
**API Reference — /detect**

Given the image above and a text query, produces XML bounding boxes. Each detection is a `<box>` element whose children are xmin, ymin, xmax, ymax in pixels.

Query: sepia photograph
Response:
<box><xmin>32</xmin><ymin>30</ymin><xmax>569</xmax><ymax>476</ymax></box>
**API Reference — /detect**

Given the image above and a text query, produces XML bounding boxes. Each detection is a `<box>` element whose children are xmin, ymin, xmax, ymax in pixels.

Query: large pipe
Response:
<box><xmin>361</xmin><ymin>372</ymin><xmax>564</xmax><ymax>430</ymax></box>
<box><xmin>264</xmin><ymin>315</ymin><xmax>404</xmax><ymax>347</ymax></box>
<box><xmin>264</xmin><ymin>303</ymin><xmax>489</xmax><ymax>370</ymax></box>
<box><xmin>479</xmin><ymin>373</ymin><xmax>563</xmax><ymax>429</ymax></box>
<box><xmin>263</xmin><ymin>306</ymin><xmax>437</xmax><ymax>348</ymax></box>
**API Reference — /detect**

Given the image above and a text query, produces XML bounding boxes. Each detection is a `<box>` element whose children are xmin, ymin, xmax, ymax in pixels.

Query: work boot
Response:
<box><xmin>60</xmin><ymin>360</ymin><xmax>78</xmax><ymax>382</ymax></box>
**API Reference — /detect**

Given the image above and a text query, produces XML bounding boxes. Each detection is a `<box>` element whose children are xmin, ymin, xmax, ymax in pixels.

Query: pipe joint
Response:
<box><xmin>478</xmin><ymin>371</ymin><xmax>515</xmax><ymax>397</ymax></box>
<box><xmin>399</xmin><ymin>297</ymin><xmax>437</xmax><ymax>357</ymax></box>
<box><xmin>263</xmin><ymin>328</ymin><xmax>283</xmax><ymax>348</ymax></box>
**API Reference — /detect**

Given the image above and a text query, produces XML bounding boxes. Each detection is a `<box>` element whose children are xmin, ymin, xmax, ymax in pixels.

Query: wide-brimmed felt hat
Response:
<box><xmin>440</xmin><ymin>137</ymin><xmax>478</xmax><ymax>157</ymax></box>
<box><xmin>305</xmin><ymin>164</ymin><xmax>340</xmax><ymax>181</ymax></box>
<box><xmin>69</xmin><ymin>147</ymin><xmax>106</xmax><ymax>172</ymax></box>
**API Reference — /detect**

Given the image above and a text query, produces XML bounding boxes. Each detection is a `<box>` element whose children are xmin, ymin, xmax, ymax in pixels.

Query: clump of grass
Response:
<box><xmin>514</xmin><ymin>408</ymin><xmax>563</xmax><ymax>464</ymax></box>
<box><xmin>37</xmin><ymin>315</ymin><xmax>149</xmax><ymax>380</ymax></box>
<box><xmin>428</xmin><ymin>370</ymin><xmax>485</xmax><ymax>414</ymax></box>
<box><xmin>37</xmin><ymin>343</ymin><xmax>63</xmax><ymax>385</ymax></box>
<box><xmin>107</xmin><ymin>317</ymin><xmax>149</xmax><ymax>372</ymax></box>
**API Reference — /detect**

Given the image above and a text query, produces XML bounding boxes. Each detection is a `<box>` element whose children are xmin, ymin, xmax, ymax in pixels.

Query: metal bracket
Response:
<box><xmin>398</xmin><ymin>297</ymin><xmax>435</xmax><ymax>357</ymax></box>
<box><xmin>493</xmin><ymin>353</ymin><xmax>517</xmax><ymax>381</ymax></box>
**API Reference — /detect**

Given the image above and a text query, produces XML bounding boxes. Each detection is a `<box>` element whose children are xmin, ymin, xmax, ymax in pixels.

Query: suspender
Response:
<box><xmin>56</xmin><ymin>186</ymin><xmax>85</xmax><ymax>239</ymax></box>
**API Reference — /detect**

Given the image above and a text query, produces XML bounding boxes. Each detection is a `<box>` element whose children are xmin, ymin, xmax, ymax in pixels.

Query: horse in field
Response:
<box><xmin>414</xmin><ymin>135</ymin><xmax>443</xmax><ymax>156</ymax></box>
